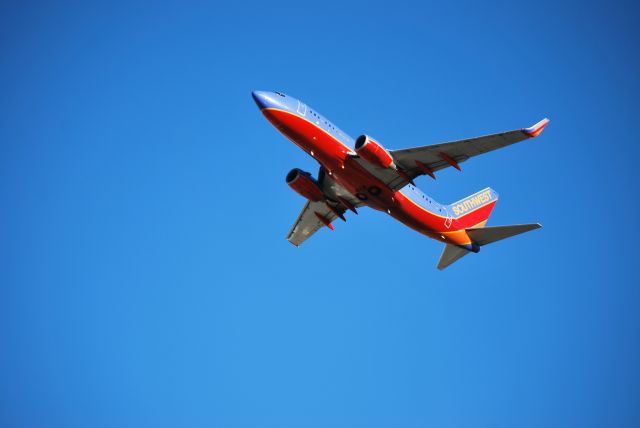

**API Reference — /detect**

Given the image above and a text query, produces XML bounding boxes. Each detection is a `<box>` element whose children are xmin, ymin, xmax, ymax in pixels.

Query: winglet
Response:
<box><xmin>523</xmin><ymin>118</ymin><xmax>550</xmax><ymax>137</ymax></box>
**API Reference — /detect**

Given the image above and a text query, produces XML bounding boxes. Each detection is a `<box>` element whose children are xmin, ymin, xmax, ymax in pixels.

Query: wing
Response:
<box><xmin>286</xmin><ymin>200</ymin><xmax>339</xmax><ymax>246</ymax></box>
<box><xmin>286</xmin><ymin>169</ymin><xmax>363</xmax><ymax>246</ymax></box>
<box><xmin>351</xmin><ymin>118</ymin><xmax>549</xmax><ymax>191</ymax></box>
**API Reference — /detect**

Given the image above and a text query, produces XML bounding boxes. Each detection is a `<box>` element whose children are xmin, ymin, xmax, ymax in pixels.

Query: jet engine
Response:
<box><xmin>286</xmin><ymin>168</ymin><xmax>325</xmax><ymax>201</ymax></box>
<box><xmin>354</xmin><ymin>135</ymin><xmax>396</xmax><ymax>169</ymax></box>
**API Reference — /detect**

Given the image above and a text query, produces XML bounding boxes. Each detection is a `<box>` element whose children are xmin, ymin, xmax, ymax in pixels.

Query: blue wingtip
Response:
<box><xmin>524</xmin><ymin>118</ymin><xmax>550</xmax><ymax>137</ymax></box>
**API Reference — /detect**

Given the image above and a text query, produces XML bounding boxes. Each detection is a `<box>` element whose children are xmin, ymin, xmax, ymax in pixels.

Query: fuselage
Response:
<box><xmin>252</xmin><ymin>91</ymin><xmax>495</xmax><ymax>247</ymax></box>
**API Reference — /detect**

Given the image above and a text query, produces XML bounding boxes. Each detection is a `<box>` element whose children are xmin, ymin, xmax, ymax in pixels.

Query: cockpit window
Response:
<box><xmin>275</xmin><ymin>91</ymin><xmax>286</xmax><ymax>97</ymax></box>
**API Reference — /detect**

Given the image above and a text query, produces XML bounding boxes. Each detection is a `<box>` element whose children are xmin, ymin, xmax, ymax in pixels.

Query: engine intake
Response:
<box><xmin>286</xmin><ymin>168</ymin><xmax>325</xmax><ymax>202</ymax></box>
<box><xmin>354</xmin><ymin>135</ymin><xmax>395</xmax><ymax>169</ymax></box>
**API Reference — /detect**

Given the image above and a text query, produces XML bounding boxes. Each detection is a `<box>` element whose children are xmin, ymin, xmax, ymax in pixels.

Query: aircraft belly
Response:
<box><xmin>272</xmin><ymin>111</ymin><xmax>395</xmax><ymax>211</ymax></box>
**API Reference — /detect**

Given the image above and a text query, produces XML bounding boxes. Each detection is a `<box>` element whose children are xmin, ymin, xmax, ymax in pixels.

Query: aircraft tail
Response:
<box><xmin>437</xmin><ymin>223</ymin><xmax>542</xmax><ymax>270</ymax></box>
<box><xmin>449</xmin><ymin>187</ymin><xmax>499</xmax><ymax>230</ymax></box>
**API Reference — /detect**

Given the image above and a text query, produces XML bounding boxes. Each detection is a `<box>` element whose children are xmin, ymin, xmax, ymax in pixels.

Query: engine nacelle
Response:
<box><xmin>286</xmin><ymin>168</ymin><xmax>325</xmax><ymax>202</ymax></box>
<box><xmin>354</xmin><ymin>135</ymin><xmax>396</xmax><ymax>169</ymax></box>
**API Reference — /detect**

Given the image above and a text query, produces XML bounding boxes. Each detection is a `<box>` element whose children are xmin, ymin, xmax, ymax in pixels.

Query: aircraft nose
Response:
<box><xmin>252</xmin><ymin>90</ymin><xmax>270</xmax><ymax>109</ymax></box>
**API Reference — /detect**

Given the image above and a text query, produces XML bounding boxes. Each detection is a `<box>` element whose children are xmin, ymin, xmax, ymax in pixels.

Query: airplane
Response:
<box><xmin>252</xmin><ymin>90</ymin><xmax>548</xmax><ymax>270</ymax></box>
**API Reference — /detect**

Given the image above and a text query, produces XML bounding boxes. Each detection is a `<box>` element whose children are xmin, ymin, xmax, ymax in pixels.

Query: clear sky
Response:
<box><xmin>1</xmin><ymin>1</ymin><xmax>639</xmax><ymax>427</ymax></box>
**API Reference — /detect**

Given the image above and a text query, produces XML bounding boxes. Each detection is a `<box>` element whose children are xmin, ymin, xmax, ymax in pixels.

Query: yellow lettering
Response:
<box><xmin>453</xmin><ymin>190</ymin><xmax>494</xmax><ymax>217</ymax></box>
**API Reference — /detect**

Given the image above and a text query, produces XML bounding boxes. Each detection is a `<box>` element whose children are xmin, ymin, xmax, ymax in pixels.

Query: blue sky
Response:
<box><xmin>1</xmin><ymin>0</ymin><xmax>639</xmax><ymax>427</ymax></box>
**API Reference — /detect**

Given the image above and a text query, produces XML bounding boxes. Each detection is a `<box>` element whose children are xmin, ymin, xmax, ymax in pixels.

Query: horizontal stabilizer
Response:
<box><xmin>466</xmin><ymin>223</ymin><xmax>541</xmax><ymax>246</ymax></box>
<box><xmin>437</xmin><ymin>244</ymin><xmax>470</xmax><ymax>270</ymax></box>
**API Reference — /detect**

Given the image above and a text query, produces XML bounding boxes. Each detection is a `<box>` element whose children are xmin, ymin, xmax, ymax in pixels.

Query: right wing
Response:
<box><xmin>350</xmin><ymin>119</ymin><xmax>549</xmax><ymax>191</ymax></box>
<box><xmin>286</xmin><ymin>169</ymin><xmax>362</xmax><ymax>246</ymax></box>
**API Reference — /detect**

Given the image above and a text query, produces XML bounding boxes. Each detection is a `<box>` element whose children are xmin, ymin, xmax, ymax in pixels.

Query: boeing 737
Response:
<box><xmin>252</xmin><ymin>91</ymin><xmax>548</xmax><ymax>269</ymax></box>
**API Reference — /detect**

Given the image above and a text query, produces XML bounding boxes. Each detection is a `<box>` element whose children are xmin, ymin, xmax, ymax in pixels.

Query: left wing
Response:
<box><xmin>286</xmin><ymin>200</ymin><xmax>342</xmax><ymax>246</ymax></box>
<box><xmin>286</xmin><ymin>169</ymin><xmax>362</xmax><ymax>246</ymax></box>
<box><xmin>351</xmin><ymin>119</ymin><xmax>549</xmax><ymax>191</ymax></box>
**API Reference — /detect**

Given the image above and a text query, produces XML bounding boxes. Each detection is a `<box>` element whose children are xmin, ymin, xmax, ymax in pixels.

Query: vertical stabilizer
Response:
<box><xmin>449</xmin><ymin>187</ymin><xmax>499</xmax><ymax>229</ymax></box>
